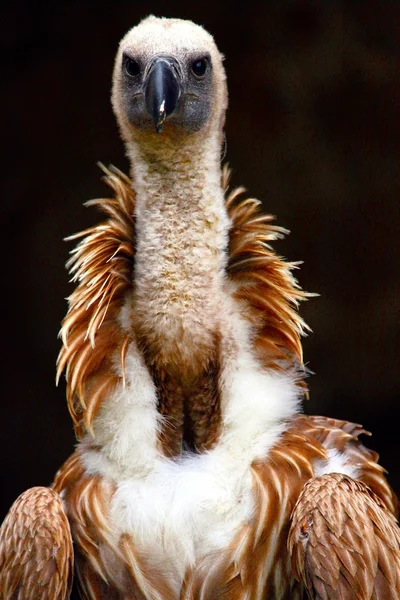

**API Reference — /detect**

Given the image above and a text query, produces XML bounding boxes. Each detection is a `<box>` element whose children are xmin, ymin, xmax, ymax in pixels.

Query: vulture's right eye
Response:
<box><xmin>123</xmin><ymin>57</ymin><xmax>141</xmax><ymax>77</ymax></box>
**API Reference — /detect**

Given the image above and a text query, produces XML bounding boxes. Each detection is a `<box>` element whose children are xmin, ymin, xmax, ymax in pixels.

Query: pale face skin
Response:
<box><xmin>111</xmin><ymin>16</ymin><xmax>227</xmax><ymax>142</ymax></box>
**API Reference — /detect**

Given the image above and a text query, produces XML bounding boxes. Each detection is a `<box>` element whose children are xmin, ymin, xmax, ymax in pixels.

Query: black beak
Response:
<box><xmin>144</xmin><ymin>57</ymin><xmax>181</xmax><ymax>133</ymax></box>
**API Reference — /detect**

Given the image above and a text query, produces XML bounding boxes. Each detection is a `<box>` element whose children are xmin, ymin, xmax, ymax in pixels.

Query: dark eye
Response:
<box><xmin>191</xmin><ymin>58</ymin><xmax>208</xmax><ymax>79</ymax></box>
<box><xmin>124</xmin><ymin>57</ymin><xmax>140</xmax><ymax>77</ymax></box>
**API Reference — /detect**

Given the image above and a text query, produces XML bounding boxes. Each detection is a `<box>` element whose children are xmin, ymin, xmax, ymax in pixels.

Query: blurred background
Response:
<box><xmin>1</xmin><ymin>0</ymin><xmax>399</xmax><ymax>529</ymax></box>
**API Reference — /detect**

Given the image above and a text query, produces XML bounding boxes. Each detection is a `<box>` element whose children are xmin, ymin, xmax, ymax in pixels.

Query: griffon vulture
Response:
<box><xmin>1</xmin><ymin>16</ymin><xmax>399</xmax><ymax>600</ymax></box>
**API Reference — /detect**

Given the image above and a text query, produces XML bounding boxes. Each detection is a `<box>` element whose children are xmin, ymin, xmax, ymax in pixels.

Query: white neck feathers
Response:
<box><xmin>126</xmin><ymin>133</ymin><xmax>230</xmax><ymax>366</ymax></box>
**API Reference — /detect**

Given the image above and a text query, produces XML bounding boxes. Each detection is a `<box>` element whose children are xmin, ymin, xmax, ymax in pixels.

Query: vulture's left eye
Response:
<box><xmin>191</xmin><ymin>58</ymin><xmax>208</xmax><ymax>79</ymax></box>
<box><xmin>124</xmin><ymin>57</ymin><xmax>141</xmax><ymax>77</ymax></box>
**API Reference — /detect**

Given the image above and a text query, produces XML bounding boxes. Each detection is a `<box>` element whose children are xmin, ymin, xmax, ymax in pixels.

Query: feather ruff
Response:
<box><xmin>57</xmin><ymin>164</ymin><xmax>308</xmax><ymax>438</ymax></box>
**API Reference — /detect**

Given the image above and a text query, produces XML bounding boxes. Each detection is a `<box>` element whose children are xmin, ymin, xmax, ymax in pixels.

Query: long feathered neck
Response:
<box><xmin>125</xmin><ymin>132</ymin><xmax>230</xmax><ymax>375</ymax></box>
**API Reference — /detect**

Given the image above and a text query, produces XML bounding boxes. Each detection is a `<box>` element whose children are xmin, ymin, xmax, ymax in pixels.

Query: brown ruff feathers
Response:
<box><xmin>57</xmin><ymin>164</ymin><xmax>307</xmax><ymax>438</ymax></box>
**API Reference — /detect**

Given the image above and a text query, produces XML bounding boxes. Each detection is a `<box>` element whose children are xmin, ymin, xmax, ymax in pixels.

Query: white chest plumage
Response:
<box><xmin>81</xmin><ymin>306</ymin><xmax>301</xmax><ymax>578</ymax></box>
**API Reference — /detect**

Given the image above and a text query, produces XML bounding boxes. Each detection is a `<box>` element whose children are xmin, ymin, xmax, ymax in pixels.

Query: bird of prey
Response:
<box><xmin>1</xmin><ymin>15</ymin><xmax>399</xmax><ymax>600</ymax></box>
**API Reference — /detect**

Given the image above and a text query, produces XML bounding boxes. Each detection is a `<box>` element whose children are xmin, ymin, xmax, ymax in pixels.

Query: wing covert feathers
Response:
<box><xmin>57</xmin><ymin>165</ymin><xmax>309</xmax><ymax>437</ymax></box>
<box><xmin>289</xmin><ymin>473</ymin><xmax>400</xmax><ymax>599</ymax></box>
<box><xmin>0</xmin><ymin>487</ymin><xmax>73</xmax><ymax>600</ymax></box>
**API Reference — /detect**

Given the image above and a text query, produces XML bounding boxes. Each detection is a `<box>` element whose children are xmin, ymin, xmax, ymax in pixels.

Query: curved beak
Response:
<box><xmin>144</xmin><ymin>57</ymin><xmax>181</xmax><ymax>133</ymax></box>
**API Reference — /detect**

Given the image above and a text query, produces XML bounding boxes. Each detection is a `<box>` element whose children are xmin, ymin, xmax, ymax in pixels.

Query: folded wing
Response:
<box><xmin>0</xmin><ymin>486</ymin><xmax>73</xmax><ymax>600</ymax></box>
<box><xmin>289</xmin><ymin>473</ymin><xmax>400</xmax><ymax>599</ymax></box>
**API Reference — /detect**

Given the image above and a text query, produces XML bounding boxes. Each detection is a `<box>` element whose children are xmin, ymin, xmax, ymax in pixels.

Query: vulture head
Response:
<box><xmin>111</xmin><ymin>16</ymin><xmax>227</xmax><ymax>151</ymax></box>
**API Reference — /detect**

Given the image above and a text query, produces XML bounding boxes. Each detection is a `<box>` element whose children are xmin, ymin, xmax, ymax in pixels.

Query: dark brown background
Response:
<box><xmin>1</xmin><ymin>0</ymin><xmax>399</xmax><ymax>531</ymax></box>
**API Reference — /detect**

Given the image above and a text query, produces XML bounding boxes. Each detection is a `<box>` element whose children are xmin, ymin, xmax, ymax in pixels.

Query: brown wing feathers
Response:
<box><xmin>57</xmin><ymin>165</ymin><xmax>308</xmax><ymax>439</ymax></box>
<box><xmin>289</xmin><ymin>473</ymin><xmax>400</xmax><ymax>599</ymax></box>
<box><xmin>0</xmin><ymin>487</ymin><xmax>73</xmax><ymax>600</ymax></box>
